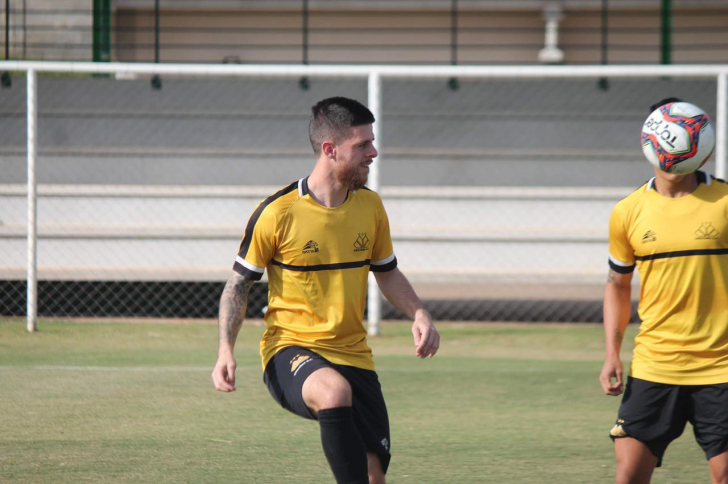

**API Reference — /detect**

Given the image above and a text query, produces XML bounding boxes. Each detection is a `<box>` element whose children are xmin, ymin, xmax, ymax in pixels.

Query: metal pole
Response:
<box><xmin>154</xmin><ymin>0</ymin><xmax>160</xmax><ymax>64</ymax></box>
<box><xmin>448</xmin><ymin>0</ymin><xmax>458</xmax><ymax>90</ymax></box>
<box><xmin>27</xmin><ymin>69</ymin><xmax>37</xmax><ymax>332</ymax></box>
<box><xmin>302</xmin><ymin>0</ymin><xmax>308</xmax><ymax>65</ymax></box>
<box><xmin>299</xmin><ymin>0</ymin><xmax>309</xmax><ymax>89</ymax></box>
<box><xmin>1</xmin><ymin>0</ymin><xmax>10</xmax><ymax>87</ymax></box>
<box><xmin>660</xmin><ymin>0</ymin><xmax>671</xmax><ymax>65</ymax></box>
<box><xmin>598</xmin><ymin>0</ymin><xmax>609</xmax><ymax>90</ymax></box>
<box><xmin>150</xmin><ymin>0</ymin><xmax>162</xmax><ymax>88</ymax></box>
<box><xmin>716</xmin><ymin>73</ymin><xmax>727</xmax><ymax>180</ymax></box>
<box><xmin>367</xmin><ymin>71</ymin><xmax>382</xmax><ymax>336</ymax></box>
<box><xmin>451</xmin><ymin>0</ymin><xmax>457</xmax><ymax>66</ymax></box>
<box><xmin>5</xmin><ymin>0</ymin><xmax>9</xmax><ymax>59</ymax></box>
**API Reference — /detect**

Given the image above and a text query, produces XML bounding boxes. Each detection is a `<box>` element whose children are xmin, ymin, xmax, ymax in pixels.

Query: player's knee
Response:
<box><xmin>304</xmin><ymin>369</ymin><xmax>352</xmax><ymax>411</ymax></box>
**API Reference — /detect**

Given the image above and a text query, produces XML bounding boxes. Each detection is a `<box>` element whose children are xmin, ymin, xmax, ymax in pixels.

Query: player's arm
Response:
<box><xmin>212</xmin><ymin>273</ymin><xmax>255</xmax><ymax>392</ymax></box>
<box><xmin>599</xmin><ymin>269</ymin><xmax>633</xmax><ymax>396</ymax></box>
<box><xmin>374</xmin><ymin>268</ymin><xmax>440</xmax><ymax>358</ymax></box>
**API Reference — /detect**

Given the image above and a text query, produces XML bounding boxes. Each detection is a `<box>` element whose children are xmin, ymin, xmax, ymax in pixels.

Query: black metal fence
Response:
<box><xmin>1</xmin><ymin>3</ymin><xmax>727</xmax><ymax>65</ymax></box>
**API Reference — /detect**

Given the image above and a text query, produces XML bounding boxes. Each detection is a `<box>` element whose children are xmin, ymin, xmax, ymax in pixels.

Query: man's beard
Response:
<box><xmin>337</xmin><ymin>162</ymin><xmax>368</xmax><ymax>190</ymax></box>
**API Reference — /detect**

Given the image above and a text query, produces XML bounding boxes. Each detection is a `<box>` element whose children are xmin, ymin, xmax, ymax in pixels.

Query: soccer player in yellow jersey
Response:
<box><xmin>600</xmin><ymin>98</ymin><xmax>728</xmax><ymax>484</ymax></box>
<box><xmin>211</xmin><ymin>97</ymin><xmax>440</xmax><ymax>484</ymax></box>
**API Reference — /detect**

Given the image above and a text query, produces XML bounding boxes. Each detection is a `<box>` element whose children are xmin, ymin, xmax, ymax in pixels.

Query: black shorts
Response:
<box><xmin>609</xmin><ymin>376</ymin><xmax>728</xmax><ymax>466</ymax></box>
<box><xmin>263</xmin><ymin>346</ymin><xmax>391</xmax><ymax>473</ymax></box>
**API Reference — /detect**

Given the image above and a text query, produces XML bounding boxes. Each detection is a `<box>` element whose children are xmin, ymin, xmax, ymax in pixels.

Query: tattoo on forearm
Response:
<box><xmin>607</xmin><ymin>270</ymin><xmax>618</xmax><ymax>283</ymax></box>
<box><xmin>218</xmin><ymin>275</ymin><xmax>254</xmax><ymax>346</ymax></box>
<box><xmin>613</xmin><ymin>328</ymin><xmax>623</xmax><ymax>346</ymax></box>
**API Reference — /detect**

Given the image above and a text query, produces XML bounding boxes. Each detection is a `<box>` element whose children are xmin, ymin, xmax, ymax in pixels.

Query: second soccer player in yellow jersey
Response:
<box><xmin>600</xmin><ymin>98</ymin><xmax>728</xmax><ymax>484</ymax></box>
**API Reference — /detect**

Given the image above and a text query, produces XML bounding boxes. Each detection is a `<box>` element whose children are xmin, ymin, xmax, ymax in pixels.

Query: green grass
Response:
<box><xmin>0</xmin><ymin>320</ymin><xmax>711</xmax><ymax>483</ymax></box>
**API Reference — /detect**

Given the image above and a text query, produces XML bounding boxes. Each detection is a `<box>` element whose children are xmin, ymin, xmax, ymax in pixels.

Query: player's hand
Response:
<box><xmin>412</xmin><ymin>310</ymin><xmax>439</xmax><ymax>358</ymax></box>
<box><xmin>599</xmin><ymin>356</ymin><xmax>624</xmax><ymax>396</ymax></box>
<box><xmin>212</xmin><ymin>352</ymin><xmax>237</xmax><ymax>392</ymax></box>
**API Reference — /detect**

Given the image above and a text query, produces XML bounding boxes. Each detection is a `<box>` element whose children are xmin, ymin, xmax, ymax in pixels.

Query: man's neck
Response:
<box><xmin>653</xmin><ymin>170</ymin><xmax>699</xmax><ymax>199</ymax></box>
<box><xmin>306</xmin><ymin>164</ymin><xmax>348</xmax><ymax>208</ymax></box>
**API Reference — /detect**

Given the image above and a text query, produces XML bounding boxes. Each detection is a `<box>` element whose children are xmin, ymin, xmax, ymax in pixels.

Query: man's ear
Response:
<box><xmin>322</xmin><ymin>140</ymin><xmax>336</xmax><ymax>159</ymax></box>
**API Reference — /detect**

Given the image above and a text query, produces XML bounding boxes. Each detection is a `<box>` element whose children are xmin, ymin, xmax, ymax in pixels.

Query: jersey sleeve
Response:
<box><xmin>607</xmin><ymin>203</ymin><xmax>636</xmax><ymax>274</ymax></box>
<box><xmin>233</xmin><ymin>202</ymin><xmax>277</xmax><ymax>281</ymax></box>
<box><xmin>369</xmin><ymin>196</ymin><xmax>398</xmax><ymax>273</ymax></box>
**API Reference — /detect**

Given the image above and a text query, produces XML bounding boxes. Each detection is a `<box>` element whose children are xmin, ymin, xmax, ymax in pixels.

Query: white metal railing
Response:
<box><xmin>2</xmin><ymin>61</ymin><xmax>727</xmax><ymax>334</ymax></box>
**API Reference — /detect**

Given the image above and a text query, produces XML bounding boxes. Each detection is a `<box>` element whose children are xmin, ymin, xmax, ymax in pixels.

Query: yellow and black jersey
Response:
<box><xmin>233</xmin><ymin>177</ymin><xmax>397</xmax><ymax>371</ymax></box>
<box><xmin>608</xmin><ymin>171</ymin><xmax>728</xmax><ymax>385</ymax></box>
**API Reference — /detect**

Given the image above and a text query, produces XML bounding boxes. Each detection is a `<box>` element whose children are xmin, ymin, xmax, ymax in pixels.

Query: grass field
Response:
<box><xmin>0</xmin><ymin>319</ymin><xmax>711</xmax><ymax>483</ymax></box>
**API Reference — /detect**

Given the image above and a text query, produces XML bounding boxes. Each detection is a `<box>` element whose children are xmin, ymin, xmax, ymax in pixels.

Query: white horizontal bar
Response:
<box><xmin>1</xmin><ymin>61</ymin><xmax>727</xmax><ymax>79</ymax></box>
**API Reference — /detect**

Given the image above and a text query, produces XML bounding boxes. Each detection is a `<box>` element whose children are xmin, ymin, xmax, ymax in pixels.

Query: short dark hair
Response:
<box><xmin>309</xmin><ymin>97</ymin><xmax>375</xmax><ymax>156</ymax></box>
<box><xmin>650</xmin><ymin>97</ymin><xmax>683</xmax><ymax>113</ymax></box>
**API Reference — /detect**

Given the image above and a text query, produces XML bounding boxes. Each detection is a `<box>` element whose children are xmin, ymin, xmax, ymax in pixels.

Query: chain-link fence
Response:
<box><xmin>1</xmin><ymin>67</ymin><xmax>725</xmax><ymax>323</ymax></box>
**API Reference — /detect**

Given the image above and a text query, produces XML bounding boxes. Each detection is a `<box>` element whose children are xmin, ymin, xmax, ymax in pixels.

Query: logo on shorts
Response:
<box><xmin>303</xmin><ymin>240</ymin><xmax>319</xmax><ymax>253</ymax></box>
<box><xmin>380</xmin><ymin>438</ymin><xmax>390</xmax><ymax>452</ymax></box>
<box><xmin>353</xmin><ymin>233</ymin><xmax>370</xmax><ymax>252</ymax></box>
<box><xmin>695</xmin><ymin>222</ymin><xmax>719</xmax><ymax>240</ymax></box>
<box><xmin>290</xmin><ymin>354</ymin><xmax>310</xmax><ymax>375</ymax></box>
<box><xmin>610</xmin><ymin>419</ymin><xmax>628</xmax><ymax>437</ymax></box>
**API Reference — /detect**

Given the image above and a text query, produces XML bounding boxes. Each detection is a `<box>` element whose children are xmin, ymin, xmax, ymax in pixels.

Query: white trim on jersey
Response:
<box><xmin>372</xmin><ymin>253</ymin><xmax>396</xmax><ymax>266</ymax></box>
<box><xmin>609</xmin><ymin>254</ymin><xmax>634</xmax><ymax>267</ymax></box>
<box><xmin>646</xmin><ymin>177</ymin><xmax>656</xmax><ymax>191</ymax></box>
<box><xmin>298</xmin><ymin>178</ymin><xmax>305</xmax><ymax>198</ymax></box>
<box><xmin>235</xmin><ymin>255</ymin><xmax>264</xmax><ymax>273</ymax></box>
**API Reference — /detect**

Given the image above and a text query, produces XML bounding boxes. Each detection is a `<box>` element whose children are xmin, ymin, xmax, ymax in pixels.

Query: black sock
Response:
<box><xmin>317</xmin><ymin>406</ymin><xmax>368</xmax><ymax>484</ymax></box>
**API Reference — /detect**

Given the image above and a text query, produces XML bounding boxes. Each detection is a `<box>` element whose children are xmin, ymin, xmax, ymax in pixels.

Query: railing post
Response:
<box><xmin>27</xmin><ymin>69</ymin><xmax>37</xmax><ymax>332</ymax></box>
<box><xmin>367</xmin><ymin>71</ymin><xmax>382</xmax><ymax>336</ymax></box>
<box><xmin>716</xmin><ymin>72</ymin><xmax>727</xmax><ymax>180</ymax></box>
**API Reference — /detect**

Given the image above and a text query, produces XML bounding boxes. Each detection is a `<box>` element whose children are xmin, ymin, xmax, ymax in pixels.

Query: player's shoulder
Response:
<box><xmin>354</xmin><ymin>186</ymin><xmax>386</xmax><ymax>208</ymax></box>
<box><xmin>706</xmin><ymin>173</ymin><xmax>728</xmax><ymax>191</ymax></box>
<box><xmin>255</xmin><ymin>179</ymin><xmax>301</xmax><ymax>217</ymax></box>
<box><xmin>613</xmin><ymin>178</ymin><xmax>652</xmax><ymax>211</ymax></box>
<box><xmin>357</xmin><ymin>185</ymin><xmax>380</xmax><ymax>198</ymax></box>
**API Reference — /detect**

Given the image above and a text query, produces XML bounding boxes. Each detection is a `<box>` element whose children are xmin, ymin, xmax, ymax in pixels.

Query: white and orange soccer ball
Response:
<box><xmin>641</xmin><ymin>101</ymin><xmax>715</xmax><ymax>174</ymax></box>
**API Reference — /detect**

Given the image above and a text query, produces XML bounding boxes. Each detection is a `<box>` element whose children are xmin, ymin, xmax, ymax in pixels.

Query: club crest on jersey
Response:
<box><xmin>695</xmin><ymin>222</ymin><xmax>719</xmax><ymax>240</ymax></box>
<box><xmin>302</xmin><ymin>240</ymin><xmax>319</xmax><ymax>253</ymax></box>
<box><xmin>642</xmin><ymin>230</ymin><xmax>657</xmax><ymax>244</ymax></box>
<box><xmin>353</xmin><ymin>233</ymin><xmax>370</xmax><ymax>252</ymax></box>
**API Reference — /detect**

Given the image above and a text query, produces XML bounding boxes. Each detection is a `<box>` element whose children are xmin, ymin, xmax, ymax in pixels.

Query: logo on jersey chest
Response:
<box><xmin>353</xmin><ymin>233</ymin><xmax>370</xmax><ymax>252</ymax></box>
<box><xmin>641</xmin><ymin>230</ymin><xmax>657</xmax><ymax>244</ymax></box>
<box><xmin>302</xmin><ymin>240</ymin><xmax>319</xmax><ymax>254</ymax></box>
<box><xmin>695</xmin><ymin>222</ymin><xmax>719</xmax><ymax>240</ymax></box>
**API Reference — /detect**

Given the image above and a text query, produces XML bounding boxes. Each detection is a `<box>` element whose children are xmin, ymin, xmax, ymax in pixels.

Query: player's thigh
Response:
<box><xmin>691</xmin><ymin>383</ymin><xmax>728</xmax><ymax>466</ymax></box>
<box><xmin>614</xmin><ymin>437</ymin><xmax>658</xmax><ymax>484</ymax></box>
<box><xmin>263</xmin><ymin>346</ymin><xmax>337</xmax><ymax>419</ymax></box>
<box><xmin>708</xmin><ymin>451</ymin><xmax>728</xmax><ymax>484</ymax></box>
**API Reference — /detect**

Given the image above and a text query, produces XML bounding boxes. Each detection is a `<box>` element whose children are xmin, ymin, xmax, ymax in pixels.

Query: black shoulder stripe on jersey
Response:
<box><xmin>608</xmin><ymin>259</ymin><xmax>635</xmax><ymax>274</ymax></box>
<box><xmin>635</xmin><ymin>248</ymin><xmax>728</xmax><ymax>262</ymax></box>
<box><xmin>697</xmin><ymin>170</ymin><xmax>707</xmax><ymax>184</ymax></box>
<box><xmin>370</xmin><ymin>257</ymin><xmax>398</xmax><ymax>272</ymax></box>
<box><xmin>238</xmin><ymin>180</ymin><xmax>298</xmax><ymax>258</ymax></box>
<box><xmin>271</xmin><ymin>259</ymin><xmax>371</xmax><ymax>272</ymax></box>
